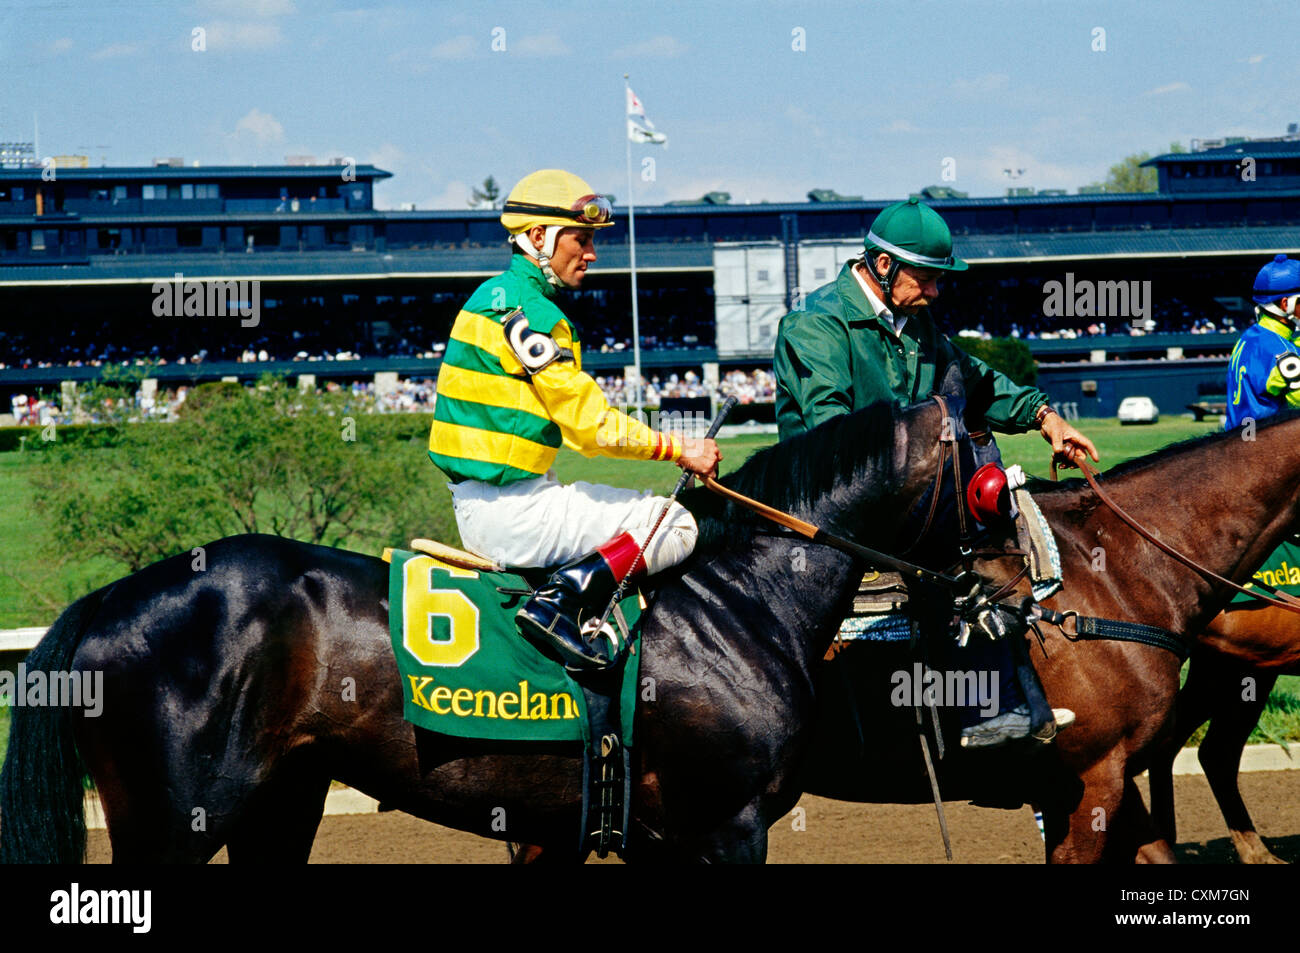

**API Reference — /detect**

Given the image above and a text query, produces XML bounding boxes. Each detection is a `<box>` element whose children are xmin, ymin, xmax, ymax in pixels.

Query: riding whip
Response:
<box><xmin>591</xmin><ymin>396</ymin><xmax>738</xmax><ymax>638</ymax></box>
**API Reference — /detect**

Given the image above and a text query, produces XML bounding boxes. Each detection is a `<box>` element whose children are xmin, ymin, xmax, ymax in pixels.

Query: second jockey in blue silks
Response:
<box><xmin>1226</xmin><ymin>254</ymin><xmax>1300</xmax><ymax>430</ymax></box>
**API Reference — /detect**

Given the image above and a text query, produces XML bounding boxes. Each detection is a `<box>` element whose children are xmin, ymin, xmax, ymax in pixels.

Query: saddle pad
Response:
<box><xmin>386</xmin><ymin>549</ymin><xmax>643</xmax><ymax>743</ymax></box>
<box><xmin>1230</xmin><ymin>534</ymin><xmax>1300</xmax><ymax>605</ymax></box>
<box><xmin>1013</xmin><ymin>487</ymin><xmax>1063</xmax><ymax>601</ymax></box>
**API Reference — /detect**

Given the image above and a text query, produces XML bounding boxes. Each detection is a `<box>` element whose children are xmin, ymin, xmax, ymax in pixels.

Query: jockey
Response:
<box><xmin>1226</xmin><ymin>254</ymin><xmax>1300</xmax><ymax>430</ymax></box>
<box><xmin>773</xmin><ymin>198</ymin><xmax>1098</xmax><ymax>748</ymax></box>
<box><xmin>428</xmin><ymin>169</ymin><xmax>721</xmax><ymax>671</ymax></box>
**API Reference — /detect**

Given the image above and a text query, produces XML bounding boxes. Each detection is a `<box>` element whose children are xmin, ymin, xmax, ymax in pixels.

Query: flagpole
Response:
<box><xmin>624</xmin><ymin>73</ymin><xmax>644</xmax><ymax>421</ymax></box>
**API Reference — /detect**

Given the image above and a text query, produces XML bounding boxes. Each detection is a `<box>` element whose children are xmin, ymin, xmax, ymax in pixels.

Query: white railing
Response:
<box><xmin>0</xmin><ymin>628</ymin><xmax>46</xmax><ymax>653</ymax></box>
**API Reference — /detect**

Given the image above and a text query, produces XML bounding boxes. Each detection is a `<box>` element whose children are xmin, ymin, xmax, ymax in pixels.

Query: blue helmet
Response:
<box><xmin>1253</xmin><ymin>254</ymin><xmax>1300</xmax><ymax>305</ymax></box>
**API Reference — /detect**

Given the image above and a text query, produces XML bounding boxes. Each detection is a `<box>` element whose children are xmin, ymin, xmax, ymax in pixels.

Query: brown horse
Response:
<box><xmin>515</xmin><ymin>412</ymin><xmax>1300</xmax><ymax>863</ymax></box>
<box><xmin>788</xmin><ymin>411</ymin><xmax>1300</xmax><ymax>863</ymax></box>
<box><xmin>1146</xmin><ymin>605</ymin><xmax>1300</xmax><ymax>864</ymax></box>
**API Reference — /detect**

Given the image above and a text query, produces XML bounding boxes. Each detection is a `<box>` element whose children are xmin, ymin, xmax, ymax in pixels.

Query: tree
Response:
<box><xmin>25</xmin><ymin>376</ymin><xmax>457</xmax><ymax>574</ymax></box>
<box><xmin>469</xmin><ymin>175</ymin><xmax>502</xmax><ymax>209</ymax></box>
<box><xmin>1083</xmin><ymin>141</ymin><xmax>1187</xmax><ymax>194</ymax></box>
<box><xmin>951</xmin><ymin>337</ymin><xmax>1038</xmax><ymax>387</ymax></box>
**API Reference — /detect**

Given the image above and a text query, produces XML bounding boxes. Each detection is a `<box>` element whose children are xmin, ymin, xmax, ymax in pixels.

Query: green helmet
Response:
<box><xmin>866</xmin><ymin>197</ymin><xmax>968</xmax><ymax>271</ymax></box>
<box><xmin>864</xmin><ymin>197</ymin><xmax>967</xmax><ymax>304</ymax></box>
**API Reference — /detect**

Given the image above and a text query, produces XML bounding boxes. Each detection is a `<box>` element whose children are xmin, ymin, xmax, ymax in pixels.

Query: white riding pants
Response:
<box><xmin>449</xmin><ymin>474</ymin><xmax>698</xmax><ymax>573</ymax></box>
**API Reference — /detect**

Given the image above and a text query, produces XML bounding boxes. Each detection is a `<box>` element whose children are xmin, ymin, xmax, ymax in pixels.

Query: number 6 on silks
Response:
<box><xmin>502</xmin><ymin>308</ymin><xmax>572</xmax><ymax>374</ymax></box>
<box><xmin>402</xmin><ymin>556</ymin><xmax>481</xmax><ymax>667</ymax></box>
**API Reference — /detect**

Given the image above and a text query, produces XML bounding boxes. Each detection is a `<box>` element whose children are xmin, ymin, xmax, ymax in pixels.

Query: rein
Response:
<box><xmin>700</xmin><ymin>475</ymin><xmax>972</xmax><ymax>595</ymax></box>
<box><xmin>1066</xmin><ymin>458</ymin><xmax>1300</xmax><ymax>617</ymax></box>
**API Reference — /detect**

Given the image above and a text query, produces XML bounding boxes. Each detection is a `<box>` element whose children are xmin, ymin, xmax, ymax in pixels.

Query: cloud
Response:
<box><xmin>365</xmin><ymin>142</ymin><xmax>410</xmax><ymax>173</ymax></box>
<box><xmin>973</xmin><ymin>146</ymin><xmax>1097</xmax><ymax>192</ymax></box>
<box><xmin>231</xmin><ymin>108</ymin><xmax>285</xmax><ymax>146</ymax></box>
<box><xmin>611</xmin><ymin>35</ymin><xmax>688</xmax><ymax>58</ymax></box>
<box><xmin>48</xmin><ymin>37</ymin><xmax>73</xmax><ymax>54</ymax></box>
<box><xmin>784</xmin><ymin>105</ymin><xmax>824</xmax><ymax>139</ymax></box>
<box><xmin>514</xmin><ymin>33</ymin><xmax>571</xmax><ymax>56</ymax></box>
<box><xmin>952</xmin><ymin>73</ymin><xmax>1009</xmax><ymax>95</ymax></box>
<box><xmin>885</xmin><ymin>119</ymin><xmax>920</xmax><ymax>133</ymax></box>
<box><xmin>204</xmin><ymin>20</ymin><xmax>284</xmax><ymax>50</ymax></box>
<box><xmin>430</xmin><ymin>35</ymin><xmax>476</xmax><ymax>59</ymax></box>
<box><xmin>1143</xmin><ymin>81</ymin><xmax>1190</xmax><ymax>96</ymax></box>
<box><xmin>90</xmin><ymin>43</ymin><xmax>138</xmax><ymax>60</ymax></box>
<box><xmin>1244</xmin><ymin>54</ymin><xmax>1266</xmax><ymax>64</ymax></box>
<box><xmin>388</xmin><ymin>36</ymin><xmax>476</xmax><ymax>71</ymax></box>
<box><xmin>424</xmin><ymin>180</ymin><xmax>473</xmax><ymax>210</ymax></box>
<box><xmin>199</xmin><ymin>0</ymin><xmax>295</xmax><ymax>15</ymax></box>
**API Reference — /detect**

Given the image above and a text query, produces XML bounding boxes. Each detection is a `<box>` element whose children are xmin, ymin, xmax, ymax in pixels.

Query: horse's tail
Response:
<box><xmin>0</xmin><ymin>587</ymin><xmax>106</xmax><ymax>864</ymax></box>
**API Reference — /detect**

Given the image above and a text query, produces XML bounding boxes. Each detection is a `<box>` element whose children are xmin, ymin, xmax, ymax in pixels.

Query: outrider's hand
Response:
<box><xmin>1040</xmin><ymin>411</ymin><xmax>1099</xmax><ymax>470</ymax></box>
<box><xmin>678</xmin><ymin>437</ymin><xmax>721</xmax><ymax>479</ymax></box>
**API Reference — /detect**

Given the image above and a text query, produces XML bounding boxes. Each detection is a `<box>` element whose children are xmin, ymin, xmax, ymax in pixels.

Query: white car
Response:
<box><xmin>1117</xmin><ymin>396</ymin><xmax>1159</xmax><ymax>425</ymax></box>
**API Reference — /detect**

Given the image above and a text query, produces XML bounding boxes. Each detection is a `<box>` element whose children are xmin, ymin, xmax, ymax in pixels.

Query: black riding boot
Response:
<box><xmin>516</xmin><ymin>533</ymin><xmax>642</xmax><ymax>671</ymax></box>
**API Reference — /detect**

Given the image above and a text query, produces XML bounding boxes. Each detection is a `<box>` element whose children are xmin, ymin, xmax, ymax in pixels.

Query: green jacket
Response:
<box><xmin>773</xmin><ymin>260</ymin><xmax>1049</xmax><ymax>440</ymax></box>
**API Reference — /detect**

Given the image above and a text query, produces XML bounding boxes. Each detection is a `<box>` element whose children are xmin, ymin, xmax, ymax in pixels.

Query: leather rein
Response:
<box><xmin>1062</xmin><ymin>457</ymin><xmax>1300</xmax><ymax>617</ymax></box>
<box><xmin>699</xmin><ymin>395</ymin><xmax>1011</xmax><ymax>603</ymax></box>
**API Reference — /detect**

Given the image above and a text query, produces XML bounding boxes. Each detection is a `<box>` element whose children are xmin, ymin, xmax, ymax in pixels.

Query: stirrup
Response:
<box><xmin>1031</xmin><ymin>708</ymin><xmax>1075</xmax><ymax>743</ymax></box>
<box><xmin>516</xmin><ymin>606</ymin><xmax>617</xmax><ymax>672</ymax></box>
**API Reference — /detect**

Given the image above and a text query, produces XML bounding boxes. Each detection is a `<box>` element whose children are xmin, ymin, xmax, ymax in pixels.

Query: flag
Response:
<box><xmin>626</xmin><ymin>86</ymin><xmax>667</xmax><ymax>145</ymax></box>
<box><xmin>626</xmin><ymin>87</ymin><xmax>646</xmax><ymax>119</ymax></box>
<box><xmin>628</xmin><ymin>119</ymin><xmax>667</xmax><ymax>145</ymax></box>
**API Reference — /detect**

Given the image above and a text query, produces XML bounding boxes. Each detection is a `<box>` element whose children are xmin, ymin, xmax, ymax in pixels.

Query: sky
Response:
<box><xmin>1</xmin><ymin>0</ymin><xmax>1297</xmax><ymax>210</ymax></box>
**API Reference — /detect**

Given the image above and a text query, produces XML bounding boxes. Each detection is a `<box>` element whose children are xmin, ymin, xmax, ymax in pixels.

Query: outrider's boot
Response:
<box><xmin>516</xmin><ymin>532</ymin><xmax>643</xmax><ymax>671</ymax></box>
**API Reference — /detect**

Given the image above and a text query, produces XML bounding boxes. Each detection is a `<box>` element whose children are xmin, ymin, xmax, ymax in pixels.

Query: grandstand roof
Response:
<box><xmin>946</xmin><ymin>226</ymin><xmax>1300</xmax><ymax>263</ymax></box>
<box><xmin>1145</xmin><ymin>141</ymin><xmax>1300</xmax><ymax>164</ymax></box>
<box><xmin>0</xmin><ymin>164</ymin><xmax>392</xmax><ymax>181</ymax></box>
<box><xmin>0</xmin><ymin>243</ymin><xmax>714</xmax><ymax>286</ymax></box>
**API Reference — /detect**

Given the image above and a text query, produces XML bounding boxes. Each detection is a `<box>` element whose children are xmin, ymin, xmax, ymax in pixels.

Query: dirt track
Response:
<box><xmin>84</xmin><ymin>771</ymin><xmax>1300</xmax><ymax>863</ymax></box>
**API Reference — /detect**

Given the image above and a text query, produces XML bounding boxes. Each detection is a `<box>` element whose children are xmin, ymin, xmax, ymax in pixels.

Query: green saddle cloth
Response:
<box><xmin>387</xmin><ymin>549</ymin><xmax>643</xmax><ymax>743</ymax></box>
<box><xmin>1231</xmin><ymin>535</ymin><xmax>1300</xmax><ymax>605</ymax></box>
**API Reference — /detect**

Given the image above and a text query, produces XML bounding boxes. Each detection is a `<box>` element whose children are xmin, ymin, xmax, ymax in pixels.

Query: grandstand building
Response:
<box><xmin>3</xmin><ymin>137</ymin><xmax>1300</xmax><ymax>420</ymax></box>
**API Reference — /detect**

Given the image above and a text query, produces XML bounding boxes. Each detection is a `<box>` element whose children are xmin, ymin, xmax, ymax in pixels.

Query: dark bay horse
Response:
<box><xmin>2</xmin><ymin>399</ymin><xmax>954</xmax><ymax>863</ymax></box>
<box><xmin>1147</xmin><ymin>605</ymin><xmax>1300</xmax><ymax>864</ymax></box>
<box><xmin>793</xmin><ymin>411</ymin><xmax>1300</xmax><ymax>863</ymax></box>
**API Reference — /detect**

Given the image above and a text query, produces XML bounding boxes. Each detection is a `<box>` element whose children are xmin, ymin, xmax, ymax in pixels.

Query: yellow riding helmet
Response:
<box><xmin>500</xmin><ymin>169</ymin><xmax>615</xmax><ymax>234</ymax></box>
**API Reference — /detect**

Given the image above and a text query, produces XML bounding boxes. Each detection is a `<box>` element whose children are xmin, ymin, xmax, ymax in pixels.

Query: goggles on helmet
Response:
<box><xmin>501</xmin><ymin>194</ymin><xmax>614</xmax><ymax>227</ymax></box>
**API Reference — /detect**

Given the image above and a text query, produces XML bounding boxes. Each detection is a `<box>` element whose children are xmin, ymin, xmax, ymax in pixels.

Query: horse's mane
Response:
<box><xmin>687</xmin><ymin>402</ymin><xmax>900</xmax><ymax>551</ymax></box>
<box><xmin>1023</xmin><ymin>409</ymin><xmax>1300</xmax><ymax>495</ymax></box>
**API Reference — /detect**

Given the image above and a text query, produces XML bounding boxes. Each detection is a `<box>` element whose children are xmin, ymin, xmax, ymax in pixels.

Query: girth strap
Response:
<box><xmin>1035</xmin><ymin>606</ymin><xmax>1188</xmax><ymax>661</ymax></box>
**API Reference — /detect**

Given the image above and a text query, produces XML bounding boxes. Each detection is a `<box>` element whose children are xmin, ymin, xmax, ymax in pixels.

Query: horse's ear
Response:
<box><xmin>937</xmin><ymin>359</ymin><xmax>965</xmax><ymax>400</ymax></box>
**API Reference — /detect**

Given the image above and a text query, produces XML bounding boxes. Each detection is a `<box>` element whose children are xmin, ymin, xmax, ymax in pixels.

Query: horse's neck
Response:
<box><xmin>1042</xmin><ymin>420</ymin><xmax>1300</xmax><ymax>632</ymax></box>
<box><xmin>739</xmin><ymin>404</ymin><xmax>942</xmax><ymax>662</ymax></box>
